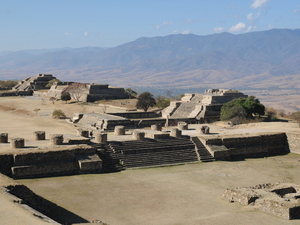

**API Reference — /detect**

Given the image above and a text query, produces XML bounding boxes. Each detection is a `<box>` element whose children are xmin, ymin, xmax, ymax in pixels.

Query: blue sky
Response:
<box><xmin>1</xmin><ymin>0</ymin><xmax>300</xmax><ymax>52</ymax></box>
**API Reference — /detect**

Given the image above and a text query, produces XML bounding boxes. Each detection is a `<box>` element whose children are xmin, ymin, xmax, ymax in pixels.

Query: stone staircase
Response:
<box><xmin>191</xmin><ymin>137</ymin><xmax>215</xmax><ymax>162</ymax></box>
<box><xmin>107</xmin><ymin>137</ymin><xmax>199</xmax><ymax>168</ymax></box>
<box><xmin>170</xmin><ymin>102</ymin><xmax>197</xmax><ymax>118</ymax></box>
<box><xmin>96</xmin><ymin>144</ymin><xmax>125</xmax><ymax>172</ymax></box>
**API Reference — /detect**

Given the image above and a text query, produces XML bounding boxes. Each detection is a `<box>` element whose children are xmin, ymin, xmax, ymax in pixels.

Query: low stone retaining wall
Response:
<box><xmin>13</xmin><ymin>147</ymin><xmax>95</xmax><ymax>166</ymax></box>
<box><xmin>286</xmin><ymin>132</ymin><xmax>300</xmax><ymax>154</ymax></box>
<box><xmin>109</xmin><ymin>111</ymin><xmax>161</xmax><ymax>119</ymax></box>
<box><xmin>0</xmin><ymin>91</ymin><xmax>32</xmax><ymax>97</ymax></box>
<box><xmin>201</xmin><ymin>132</ymin><xmax>288</xmax><ymax>160</ymax></box>
<box><xmin>0</xmin><ymin>146</ymin><xmax>102</xmax><ymax>179</ymax></box>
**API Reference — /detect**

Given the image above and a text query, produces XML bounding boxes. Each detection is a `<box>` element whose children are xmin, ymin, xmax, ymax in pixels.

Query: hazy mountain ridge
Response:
<box><xmin>0</xmin><ymin>29</ymin><xmax>300</xmax><ymax>90</ymax></box>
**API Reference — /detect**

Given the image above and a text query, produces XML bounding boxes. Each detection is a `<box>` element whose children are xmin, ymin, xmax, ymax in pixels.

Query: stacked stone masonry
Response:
<box><xmin>222</xmin><ymin>182</ymin><xmax>300</xmax><ymax>220</ymax></box>
<box><xmin>201</xmin><ymin>133</ymin><xmax>288</xmax><ymax>160</ymax></box>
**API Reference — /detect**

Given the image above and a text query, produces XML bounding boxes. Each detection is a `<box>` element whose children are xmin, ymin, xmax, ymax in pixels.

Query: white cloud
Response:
<box><xmin>229</xmin><ymin>22</ymin><xmax>246</xmax><ymax>32</ymax></box>
<box><xmin>214</xmin><ymin>27</ymin><xmax>226</xmax><ymax>33</ymax></box>
<box><xmin>247</xmin><ymin>13</ymin><xmax>253</xmax><ymax>21</ymax></box>
<box><xmin>292</xmin><ymin>9</ymin><xmax>299</xmax><ymax>13</ymax></box>
<box><xmin>251</xmin><ymin>0</ymin><xmax>269</xmax><ymax>9</ymax></box>
<box><xmin>182</xmin><ymin>29</ymin><xmax>191</xmax><ymax>34</ymax></box>
<box><xmin>172</xmin><ymin>30</ymin><xmax>180</xmax><ymax>34</ymax></box>
<box><xmin>64</xmin><ymin>33</ymin><xmax>73</xmax><ymax>36</ymax></box>
<box><xmin>156</xmin><ymin>25</ymin><xmax>161</xmax><ymax>29</ymax></box>
<box><xmin>163</xmin><ymin>21</ymin><xmax>173</xmax><ymax>25</ymax></box>
<box><xmin>245</xmin><ymin>26</ymin><xmax>257</xmax><ymax>33</ymax></box>
<box><xmin>84</xmin><ymin>31</ymin><xmax>88</xmax><ymax>36</ymax></box>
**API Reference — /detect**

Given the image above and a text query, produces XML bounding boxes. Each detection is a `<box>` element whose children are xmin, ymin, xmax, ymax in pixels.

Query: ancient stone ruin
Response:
<box><xmin>12</xmin><ymin>74</ymin><xmax>56</xmax><ymax>91</ymax></box>
<box><xmin>47</xmin><ymin>82</ymin><xmax>129</xmax><ymax>102</ymax></box>
<box><xmin>222</xmin><ymin>182</ymin><xmax>300</xmax><ymax>220</ymax></box>
<box><xmin>162</xmin><ymin>89</ymin><xmax>247</xmax><ymax>123</ymax></box>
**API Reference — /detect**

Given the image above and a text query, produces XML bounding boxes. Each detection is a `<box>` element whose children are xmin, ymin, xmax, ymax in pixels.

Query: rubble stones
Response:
<box><xmin>222</xmin><ymin>182</ymin><xmax>300</xmax><ymax>219</ymax></box>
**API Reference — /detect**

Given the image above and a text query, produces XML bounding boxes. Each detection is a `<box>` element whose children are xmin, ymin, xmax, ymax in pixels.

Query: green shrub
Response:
<box><xmin>52</xmin><ymin>109</ymin><xmax>66</xmax><ymax>119</ymax></box>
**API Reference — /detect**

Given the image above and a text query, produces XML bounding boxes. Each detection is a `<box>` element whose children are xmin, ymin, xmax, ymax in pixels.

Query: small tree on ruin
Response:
<box><xmin>61</xmin><ymin>92</ymin><xmax>71</xmax><ymax>104</ymax></box>
<box><xmin>62</xmin><ymin>82</ymin><xmax>87</xmax><ymax>102</ymax></box>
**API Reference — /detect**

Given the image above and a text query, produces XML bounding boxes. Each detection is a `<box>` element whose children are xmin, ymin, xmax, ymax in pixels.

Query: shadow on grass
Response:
<box><xmin>6</xmin><ymin>184</ymin><xmax>90</xmax><ymax>225</ymax></box>
<box><xmin>45</xmin><ymin>199</ymin><xmax>90</xmax><ymax>225</ymax></box>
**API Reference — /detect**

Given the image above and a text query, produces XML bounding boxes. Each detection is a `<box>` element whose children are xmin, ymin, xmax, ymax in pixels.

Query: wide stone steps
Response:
<box><xmin>107</xmin><ymin>138</ymin><xmax>199</xmax><ymax>168</ymax></box>
<box><xmin>170</xmin><ymin>102</ymin><xmax>196</xmax><ymax>118</ymax></box>
<box><xmin>120</xmin><ymin>151</ymin><xmax>198</xmax><ymax>168</ymax></box>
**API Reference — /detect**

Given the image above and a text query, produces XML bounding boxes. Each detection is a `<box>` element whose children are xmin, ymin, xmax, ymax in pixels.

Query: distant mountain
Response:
<box><xmin>1</xmin><ymin>29</ymin><xmax>300</xmax><ymax>90</ymax></box>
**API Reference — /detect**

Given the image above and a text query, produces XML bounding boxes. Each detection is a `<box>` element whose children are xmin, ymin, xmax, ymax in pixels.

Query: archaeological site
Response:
<box><xmin>0</xmin><ymin>75</ymin><xmax>300</xmax><ymax>225</ymax></box>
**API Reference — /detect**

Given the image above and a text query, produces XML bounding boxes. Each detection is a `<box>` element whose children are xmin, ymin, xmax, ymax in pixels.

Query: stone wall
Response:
<box><xmin>0</xmin><ymin>91</ymin><xmax>33</xmax><ymax>97</ymax></box>
<box><xmin>286</xmin><ymin>132</ymin><xmax>300</xmax><ymax>154</ymax></box>
<box><xmin>201</xmin><ymin>133</ymin><xmax>288</xmax><ymax>160</ymax></box>
<box><xmin>0</xmin><ymin>146</ymin><xmax>103</xmax><ymax>179</ymax></box>
<box><xmin>13</xmin><ymin>147</ymin><xmax>95</xmax><ymax>166</ymax></box>
<box><xmin>109</xmin><ymin>111</ymin><xmax>161</xmax><ymax>119</ymax></box>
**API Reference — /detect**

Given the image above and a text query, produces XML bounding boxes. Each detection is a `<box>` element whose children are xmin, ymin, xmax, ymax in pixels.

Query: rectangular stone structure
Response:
<box><xmin>77</xmin><ymin>154</ymin><xmax>102</xmax><ymax>173</ymax></box>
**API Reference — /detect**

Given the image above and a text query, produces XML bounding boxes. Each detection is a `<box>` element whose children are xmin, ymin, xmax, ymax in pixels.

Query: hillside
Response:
<box><xmin>0</xmin><ymin>29</ymin><xmax>300</xmax><ymax>111</ymax></box>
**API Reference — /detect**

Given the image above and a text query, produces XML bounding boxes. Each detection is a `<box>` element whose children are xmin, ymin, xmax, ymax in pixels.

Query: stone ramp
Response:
<box><xmin>107</xmin><ymin>137</ymin><xmax>199</xmax><ymax>168</ymax></box>
<box><xmin>170</xmin><ymin>102</ymin><xmax>197</xmax><ymax>118</ymax></box>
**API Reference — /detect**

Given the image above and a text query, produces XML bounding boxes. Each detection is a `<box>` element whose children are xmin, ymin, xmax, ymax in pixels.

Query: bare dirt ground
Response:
<box><xmin>0</xmin><ymin>96</ymin><xmax>299</xmax><ymax>225</ymax></box>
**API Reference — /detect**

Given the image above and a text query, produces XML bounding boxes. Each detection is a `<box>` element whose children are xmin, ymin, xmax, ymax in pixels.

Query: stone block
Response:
<box><xmin>12</xmin><ymin>162</ymin><xmax>79</xmax><ymax>179</ymax></box>
<box><xmin>170</xmin><ymin>128</ymin><xmax>182</xmax><ymax>138</ymax></box>
<box><xmin>50</xmin><ymin>134</ymin><xmax>63</xmax><ymax>145</ymax></box>
<box><xmin>151</xmin><ymin>124</ymin><xmax>162</xmax><ymax>131</ymax></box>
<box><xmin>114</xmin><ymin>126</ymin><xmax>125</xmax><ymax>135</ymax></box>
<box><xmin>94</xmin><ymin>133</ymin><xmax>107</xmax><ymax>143</ymax></box>
<box><xmin>77</xmin><ymin>129</ymin><xmax>89</xmax><ymax>138</ymax></box>
<box><xmin>77</xmin><ymin>154</ymin><xmax>102</xmax><ymax>173</ymax></box>
<box><xmin>178</xmin><ymin>122</ymin><xmax>188</xmax><ymax>130</ymax></box>
<box><xmin>10</xmin><ymin>138</ymin><xmax>25</xmax><ymax>148</ymax></box>
<box><xmin>132</xmin><ymin>131</ymin><xmax>145</xmax><ymax>140</ymax></box>
<box><xmin>33</xmin><ymin>131</ymin><xmax>45</xmax><ymax>140</ymax></box>
<box><xmin>0</xmin><ymin>133</ymin><xmax>8</xmax><ymax>143</ymax></box>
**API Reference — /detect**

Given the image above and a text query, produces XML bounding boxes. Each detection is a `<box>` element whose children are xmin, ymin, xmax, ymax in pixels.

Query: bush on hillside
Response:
<box><xmin>52</xmin><ymin>109</ymin><xmax>66</xmax><ymax>119</ymax></box>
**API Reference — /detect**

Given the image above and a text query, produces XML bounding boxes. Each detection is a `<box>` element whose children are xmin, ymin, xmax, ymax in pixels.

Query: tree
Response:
<box><xmin>136</xmin><ymin>92</ymin><xmax>156</xmax><ymax>112</ymax></box>
<box><xmin>220</xmin><ymin>96</ymin><xmax>265</xmax><ymax>122</ymax></box>
<box><xmin>49</xmin><ymin>97</ymin><xmax>56</xmax><ymax>104</ymax></box>
<box><xmin>45</xmin><ymin>79</ymin><xmax>60</xmax><ymax>88</ymax></box>
<box><xmin>125</xmin><ymin>88</ymin><xmax>137</xmax><ymax>99</ymax></box>
<box><xmin>290</xmin><ymin>112</ymin><xmax>300</xmax><ymax>126</ymax></box>
<box><xmin>33</xmin><ymin>108</ymin><xmax>40</xmax><ymax>116</ymax></box>
<box><xmin>62</xmin><ymin>82</ymin><xmax>87</xmax><ymax>102</ymax></box>
<box><xmin>156</xmin><ymin>95</ymin><xmax>171</xmax><ymax>109</ymax></box>
<box><xmin>0</xmin><ymin>80</ymin><xmax>18</xmax><ymax>89</ymax></box>
<box><xmin>61</xmin><ymin>92</ymin><xmax>71</xmax><ymax>104</ymax></box>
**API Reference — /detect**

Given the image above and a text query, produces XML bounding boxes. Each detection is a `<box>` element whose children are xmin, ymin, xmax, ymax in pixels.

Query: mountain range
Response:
<box><xmin>1</xmin><ymin>28</ymin><xmax>300</xmax><ymax>111</ymax></box>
